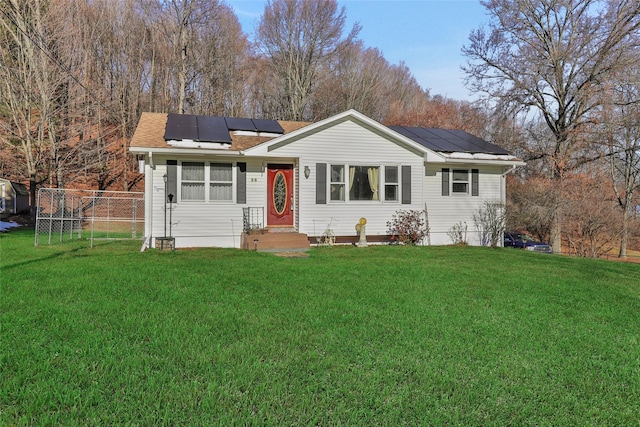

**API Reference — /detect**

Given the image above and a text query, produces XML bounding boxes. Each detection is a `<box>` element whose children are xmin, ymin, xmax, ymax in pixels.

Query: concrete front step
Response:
<box><xmin>241</xmin><ymin>231</ymin><xmax>310</xmax><ymax>252</ymax></box>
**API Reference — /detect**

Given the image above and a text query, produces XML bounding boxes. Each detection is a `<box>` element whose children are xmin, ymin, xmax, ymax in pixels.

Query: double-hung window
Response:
<box><xmin>181</xmin><ymin>162</ymin><xmax>206</xmax><ymax>201</ymax></box>
<box><xmin>442</xmin><ymin>168</ymin><xmax>479</xmax><ymax>196</ymax></box>
<box><xmin>320</xmin><ymin>163</ymin><xmax>410</xmax><ymax>204</ymax></box>
<box><xmin>452</xmin><ymin>169</ymin><xmax>469</xmax><ymax>194</ymax></box>
<box><xmin>180</xmin><ymin>161</ymin><xmax>234</xmax><ymax>202</ymax></box>
<box><xmin>384</xmin><ymin>166</ymin><xmax>398</xmax><ymax>201</ymax></box>
<box><xmin>210</xmin><ymin>163</ymin><xmax>233</xmax><ymax>201</ymax></box>
<box><xmin>330</xmin><ymin>165</ymin><xmax>345</xmax><ymax>201</ymax></box>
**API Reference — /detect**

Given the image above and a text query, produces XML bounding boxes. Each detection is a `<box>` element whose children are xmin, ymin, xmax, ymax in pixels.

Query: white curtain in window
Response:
<box><xmin>367</xmin><ymin>167</ymin><xmax>379</xmax><ymax>201</ymax></box>
<box><xmin>182</xmin><ymin>183</ymin><xmax>205</xmax><ymax>200</ymax></box>
<box><xmin>211</xmin><ymin>163</ymin><xmax>232</xmax><ymax>181</ymax></box>
<box><xmin>210</xmin><ymin>183</ymin><xmax>232</xmax><ymax>201</ymax></box>
<box><xmin>182</xmin><ymin>162</ymin><xmax>204</xmax><ymax>180</ymax></box>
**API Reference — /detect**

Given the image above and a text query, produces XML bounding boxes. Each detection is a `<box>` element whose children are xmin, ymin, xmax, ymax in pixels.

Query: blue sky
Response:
<box><xmin>225</xmin><ymin>0</ymin><xmax>489</xmax><ymax>101</ymax></box>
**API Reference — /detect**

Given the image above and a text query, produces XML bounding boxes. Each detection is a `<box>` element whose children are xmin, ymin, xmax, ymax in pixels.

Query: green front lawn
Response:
<box><xmin>2</xmin><ymin>229</ymin><xmax>639</xmax><ymax>425</ymax></box>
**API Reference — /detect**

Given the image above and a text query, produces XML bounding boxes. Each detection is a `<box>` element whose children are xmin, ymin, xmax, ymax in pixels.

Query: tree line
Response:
<box><xmin>1</xmin><ymin>0</ymin><xmax>482</xmax><ymax>204</ymax></box>
<box><xmin>1</xmin><ymin>0</ymin><xmax>639</xmax><ymax>257</ymax></box>
<box><xmin>463</xmin><ymin>0</ymin><xmax>640</xmax><ymax>257</ymax></box>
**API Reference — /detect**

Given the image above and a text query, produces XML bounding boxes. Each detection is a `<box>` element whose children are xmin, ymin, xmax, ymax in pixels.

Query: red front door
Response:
<box><xmin>267</xmin><ymin>164</ymin><xmax>294</xmax><ymax>227</ymax></box>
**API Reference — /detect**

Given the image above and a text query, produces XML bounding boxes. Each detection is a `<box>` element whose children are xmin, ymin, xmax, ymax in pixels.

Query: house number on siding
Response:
<box><xmin>273</xmin><ymin>172</ymin><xmax>287</xmax><ymax>215</ymax></box>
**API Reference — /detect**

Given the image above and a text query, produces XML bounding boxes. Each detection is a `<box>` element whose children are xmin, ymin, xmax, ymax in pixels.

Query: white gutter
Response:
<box><xmin>443</xmin><ymin>157</ymin><xmax>526</xmax><ymax>167</ymax></box>
<box><xmin>502</xmin><ymin>164</ymin><xmax>519</xmax><ymax>176</ymax></box>
<box><xmin>130</xmin><ymin>146</ymin><xmax>245</xmax><ymax>156</ymax></box>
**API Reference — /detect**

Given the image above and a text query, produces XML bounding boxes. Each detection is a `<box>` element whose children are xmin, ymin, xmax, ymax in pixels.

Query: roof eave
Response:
<box><xmin>442</xmin><ymin>157</ymin><xmax>526</xmax><ymax>166</ymax></box>
<box><xmin>129</xmin><ymin>146</ymin><xmax>245</xmax><ymax>157</ymax></box>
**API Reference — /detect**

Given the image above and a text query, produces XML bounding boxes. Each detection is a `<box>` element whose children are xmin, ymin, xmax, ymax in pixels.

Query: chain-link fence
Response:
<box><xmin>34</xmin><ymin>188</ymin><xmax>144</xmax><ymax>247</ymax></box>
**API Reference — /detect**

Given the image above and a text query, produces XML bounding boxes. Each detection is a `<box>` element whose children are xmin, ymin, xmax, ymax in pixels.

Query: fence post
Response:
<box><xmin>90</xmin><ymin>193</ymin><xmax>96</xmax><ymax>248</ymax></box>
<box><xmin>47</xmin><ymin>190</ymin><xmax>54</xmax><ymax>245</ymax></box>
<box><xmin>34</xmin><ymin>188</ymin><xmax>42</xmax><ymax>247</ymax></box>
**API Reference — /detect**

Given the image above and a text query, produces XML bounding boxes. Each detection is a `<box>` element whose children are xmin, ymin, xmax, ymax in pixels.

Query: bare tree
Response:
<box><xmin>606</xmin><ymin>76</ymin><xmax>640</xmax><ymax>257</ymax></box>
<box><xmin>463</xmin><ymin>0</ymin><xmax>640</xmax><ymax>253</ymax></box>
<box><xmin>384</xmin><ymin>92</ymin><xmax>490</xmax><ymax>137</ymax></box>
<box><xmin>505</xmin><ymin>174</ymin><xmax>555</xmax><ymax>242</ymax></box>
<box><xmin>312</xmin><ymin>41</ymin><xmax>424</xmax><ymax>122</ymax></box>
<box><xmin>0</xmin><ymin>0</ymin><xmax>66</xmax><ymax>215</ymax></box>
<box><xmin>562</xmin><ymin>172</ymin><xmax>621</xmax><ymax>258</ymax></box>
<box><xmin>255</xmin><ymin>0</ymin><xmax>360</xmax><ymax>121</ymax></box>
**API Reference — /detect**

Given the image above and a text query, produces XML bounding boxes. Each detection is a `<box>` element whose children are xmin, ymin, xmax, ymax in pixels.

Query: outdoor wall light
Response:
<box><xmin>304</xmin><ymin>165</ymin><xmax>311</xmax><ymax>179</ymax></box>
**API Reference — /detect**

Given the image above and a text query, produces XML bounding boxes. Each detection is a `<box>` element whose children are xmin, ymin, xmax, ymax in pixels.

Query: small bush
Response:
<box><xmin>447</xmin><ymin>221</ymin><xmax>468</xmax><ymax>245</ymax></box>
<box><xmin>473</xmin><ymin>200</ymin><xmax>505</xmax><ymax>247</ymax></box>
<box><xmin>387</xmin><ymin>209</ymin><xmax>428</xmax><ymax>245</ymax></box>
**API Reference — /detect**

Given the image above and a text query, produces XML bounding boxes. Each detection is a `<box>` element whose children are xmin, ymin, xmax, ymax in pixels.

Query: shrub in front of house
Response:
<box><xmin>387</xmin><ymin>209</ymin><xmax>428</xmax><ymax>245</ymax></box>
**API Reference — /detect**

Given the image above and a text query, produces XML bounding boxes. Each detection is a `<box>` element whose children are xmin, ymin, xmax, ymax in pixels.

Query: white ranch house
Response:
<box><xmin>130</xmin><ymin>109</ymin><xmax>524</xmax><ymax>250</ymax></box>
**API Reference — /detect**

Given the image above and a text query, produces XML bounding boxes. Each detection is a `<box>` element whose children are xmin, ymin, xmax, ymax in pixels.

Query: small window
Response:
<box><xmin>384</xmin><ymin>166</ymin><xmax>398</xmax><ymax>201</ymax></box>
<box><xmin>349</xmin><ymin>166</ymin><xmax>379</xmax><ymax>201</ymax></box>
<box><xmin>182</xmin><ymin>162</ymin><xmax>205</xmax><ymax>200</ymax></box>
<box><xmin>330</xmin><ymin>165</ymin><xmax>345</xmax><ymax>201</ymax></box>
<box><xmin>452</xmin><ymin>169</ymin><xmax>469</xmax><ymax>193</ymax></box>
<box><xmin>210</xmin><ymin>163</ymin><xmax>233</xmax><ymax>201</ymax></box>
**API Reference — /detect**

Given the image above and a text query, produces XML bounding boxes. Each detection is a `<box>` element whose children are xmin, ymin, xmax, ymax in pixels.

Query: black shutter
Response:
<box><xmin>237</xmin><ymin>162</ymin><xmax>247</xmax><ymax>204</ymax></box>
<box><xmin>167</xmin><ymin>160</ymin><xmax>177</xmax><ymax>203</ymax></box>
<box><xmin>442</xmin><ymin>168</ymin><xmax>450</xmax><ymax>196</ymax></box>
<box><xmin>316</xmin><ymin>163</ymin><xmax>326</xmax><ymax>204</ymax></box>
<box><xmin>471</xmin><ymin>169</ymin><xmax>479</xmax><ymax>196</ymax></box>
<box><xmin>401</xmin><ymin>165</ymin><xmax>411</xmax><ymax>204</ymax></box>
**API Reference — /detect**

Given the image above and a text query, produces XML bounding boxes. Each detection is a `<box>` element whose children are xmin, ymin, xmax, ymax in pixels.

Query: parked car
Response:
<box><xmin>504</xmin><ymin>232</ymin><xmax>553</xmax><ymax>254</ymax></box>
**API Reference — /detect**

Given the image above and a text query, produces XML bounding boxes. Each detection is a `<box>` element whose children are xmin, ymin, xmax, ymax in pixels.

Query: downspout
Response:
<box><xmin>148</xmin><ymin>151</ymin><xmax>154</xmax><ymax>246</ymax></box>
<box><xmin>500</xmin><ymin>165</ymin><xmax>518</xmax><ymax>247</ymax></box>
<box><xmin>500</xmin><ymin>164</ymin><xmax>518</xmax><ymax>204</ymax></box>
<box><xmin>141</xmin><ymin>151</ymin><xmax>155</xmax><ymax>251</ymax></box>
<box><xmin>501</xmin><ymin>164</ymin><xmax>517</xmax><ymax>177</ymax></box>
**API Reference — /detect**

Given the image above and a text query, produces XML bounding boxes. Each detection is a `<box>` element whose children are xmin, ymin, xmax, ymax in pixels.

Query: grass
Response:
<box><xmin>2</xmin><ymin>229</ymin><xmax>640</xmax><ymax>425</ymax></box>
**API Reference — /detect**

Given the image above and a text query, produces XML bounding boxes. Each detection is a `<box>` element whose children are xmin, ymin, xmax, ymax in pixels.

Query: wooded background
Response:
<box><xmin>1</xmin><ymin>0</ymin><xmax>639</xmax><ymax>257</ymax></box>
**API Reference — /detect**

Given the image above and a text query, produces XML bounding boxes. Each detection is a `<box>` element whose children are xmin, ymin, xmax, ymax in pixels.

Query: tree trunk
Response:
<box><xmin>618</xmin><ymin>210</ymin><xmax>630</xmax><ymax>258</ymax></box>
<box><xmin>29</xmin><ymin>175</ymin><xmax>37</xmax><ymax>221</ymax></box>
<box><xmin>550</xmin><ymin>211</ymin><xmax>562</xmax><ymax>255</ymax></box>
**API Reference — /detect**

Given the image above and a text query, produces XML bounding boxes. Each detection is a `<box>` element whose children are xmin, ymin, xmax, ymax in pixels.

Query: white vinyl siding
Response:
<box><xmin>150</xmin><ymin>158</ymin><xmax>263</xmax><ymax>248</ymax></box>
<box><xmin>426</xmin><ymin>164</ymin><xmax>506</xmax><ymax>245</ymax></box>
<box><xmin>262</xmin><ymin>119</ymin><xmax>424</xmax><ymax>238</ymax></box>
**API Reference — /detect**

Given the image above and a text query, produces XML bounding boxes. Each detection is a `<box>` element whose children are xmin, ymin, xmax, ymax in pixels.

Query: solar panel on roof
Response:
<box><xmin>252</xmin><ymin>119</ymin><xmax>284</xmax><ymax>134</ymax></box>
<box><xmin>197</xmin><ymin>115</ymin><xmax>232</xmax><ymax>143</ymax></box>
<box><xmin>394</xmin><ymin>126</ymin><xmax>456</xmax><ymax>152</ymax></box>
<box><xmin>390</xmin><ymin>125</ymin><xmax>511</xmax><ymax>155</ymax></box>
<box><xmin>225</xmin><ymin>117</ymin><xmax>256</xmax><ymax>131</ymax></box>
<box><xmin>446</xmin><ymin>130</ymin><xmax>510</xmax><ymax>154</ymax></box>
<box><xmin>427</xmin><ymin>128</ymin><xmax>481</xmax><ymax>152</ymax></box>
<box><xmin>165</xmin><ymin>113</ymin><xmax>198</xmax><ymax>140</ymax></box>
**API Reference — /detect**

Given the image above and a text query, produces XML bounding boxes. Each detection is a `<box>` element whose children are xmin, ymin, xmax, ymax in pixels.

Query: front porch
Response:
<box><xmin>241</xmin><ymin>228</ymin><xmax>310</xmax><ymax>252</ymax></box>
<box><xmin>242</xmin><ymin>207</ymin><xmax>309</xmax><ymax>252</ymax></box>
